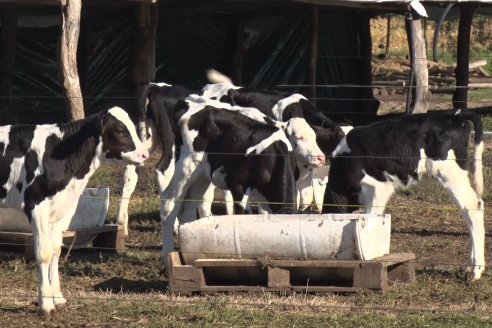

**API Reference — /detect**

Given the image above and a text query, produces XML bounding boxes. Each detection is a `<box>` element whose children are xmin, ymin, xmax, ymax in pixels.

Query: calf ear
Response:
<box><xmin>99</xmin><ymin>111</ymin><xmax>109</xmax><ymax>134</ymax></box>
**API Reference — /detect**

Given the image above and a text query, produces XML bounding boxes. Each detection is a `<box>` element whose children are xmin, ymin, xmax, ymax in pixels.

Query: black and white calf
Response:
<box><xmin>322</xmin><ymin>109</ymin><xmax>485</xmax><ymax>281</ymax></box>
<box><xmin>160</xmin><ymin>96</ymin><xmax>298</xmax><ymax>262</ymax></box>
<box><xmin>117</xmin><ymin>83</ymin><xmax>191</xmax><ymax>236</ymax></box>
<box><xmin>117</xmin><ymin>81</ymin><xmax>335</xmax><ymax>234</ymax></box>
<box><xmin>204</xmin><ymin>70</ymin><xmax>346</xmax><ymax>211</ymax></box>
<box><xmin>0</xmin><ymin>107</ymin><xmax>149</xmax><ymax>318</ymax></box>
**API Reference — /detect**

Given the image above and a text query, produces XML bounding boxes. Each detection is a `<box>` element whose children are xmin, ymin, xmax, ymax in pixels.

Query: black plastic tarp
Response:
<box><xmin>7</xmin><ymin>5</ymin><xmax>377</xmax><ymax>124</ymax></box>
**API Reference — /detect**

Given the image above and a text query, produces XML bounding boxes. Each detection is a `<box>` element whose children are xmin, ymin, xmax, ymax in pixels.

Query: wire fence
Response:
<box><xmin>1</xmin><ymin>17</ymin><xmax>492</xmax><ymax>324</ymax></box>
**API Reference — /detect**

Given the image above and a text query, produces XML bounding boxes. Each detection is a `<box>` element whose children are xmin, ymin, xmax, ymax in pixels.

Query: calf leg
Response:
<box><xmin>160</xmin><ymin>154</ymin><xmax>204</xmax><ymax>265</ymax></box>
<box><xmin>197</xmin><ymin>182</ymin><xmax>215</xmax><ymax>218</ymax></box>
<box><xmin>116</xmin><ymin>165</ymin><xmax>138</xmax><ymax>237</ymax></box>
<box><xmin>360</xmin><ymin>175</ymin><xmax>396</xmax><ymax>215</ymax></box>
<box><xmin>49</xmin><ymin>224</ymin><xmax>67</xmax><ymax>311</ymax></box>
<box><xmin>31</xmin><ymin>218</ymin><xmax>56</xmax><ymax>318</ymax></box>
<box><xmin>296</xmin><ymin>172</ymin><xmax>314</xmax><ymax>212</ymax></box>
<box><xmin>156</xmin><ymin>149</ymin><xmax>176</xmax><ymax>193</ymax></box>
<box><xmin>435</xmin><ymin>162</ymin><xmax>485</xmax><ymax>281</ymax></box>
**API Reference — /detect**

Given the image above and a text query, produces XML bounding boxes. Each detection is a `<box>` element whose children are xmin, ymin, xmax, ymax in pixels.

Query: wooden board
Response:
<box><xmin>168</xmin><ymin>252</ymin><xmax>416</xmax><ymax>295</ymax></box>
<box><xmin>0</xmin><ymin>224</ymin><xmax>125</xmax><ymax>260</ymax></box>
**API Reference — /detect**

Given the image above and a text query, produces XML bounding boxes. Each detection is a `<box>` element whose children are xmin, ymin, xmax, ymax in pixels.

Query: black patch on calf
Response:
<box><xmin>24</xmin><ymin>150</ymin><xmax>39</xmax><ymax>184</ymax></box>
<box><xmin>0</xmin><ymin>126</ymin><xmax>35</xmax><ymax>199</ymax></box>
<box><xmin>100</xmin><ymin>113</ymin><xmax>139</xmax><ymax>164</ymax></box>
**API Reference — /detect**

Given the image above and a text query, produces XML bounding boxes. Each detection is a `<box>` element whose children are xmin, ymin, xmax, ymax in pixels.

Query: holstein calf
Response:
<box><xmin>117</xmin><ymin>83</ymin><xmax>191</xmax><ymax>236</ymax></box>
<box><xmin>205</xmin><ymin>70</ymin><xmax>346</xmax><ymax>211</ymax></box>
<box><xmin>0</xmin><ymin>107</ymin><xmax>149</xmax><ymax>318</ymax></box>
<box><xmin>160</xmin><ymin>96</ymin><xmax>297</xmax><ymax>264</ymax></box>
<box><xmin>323</xmin><ymin>109</ymin><xmax>485</xmax><ymax>280</ymax></box>
<box><xmin>118</xmin><ymin>81</ymin><xmax>333</xmax><ymax>234</ymax></box>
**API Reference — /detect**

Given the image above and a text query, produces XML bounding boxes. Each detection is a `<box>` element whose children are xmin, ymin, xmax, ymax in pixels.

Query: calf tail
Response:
<box><xmin>138</xmin><ymin>83</ymin><xmax>157</xmax><ymax>141</ymax></box>
<box><xmin>206</xmin><ymin>69</ymin><xmax>233</xmax><ymax>85</ymax></box>
<box><xmin>461</xmin><ymin>110</ymin><xmax>484</xmax><ymax>197</ymax></box>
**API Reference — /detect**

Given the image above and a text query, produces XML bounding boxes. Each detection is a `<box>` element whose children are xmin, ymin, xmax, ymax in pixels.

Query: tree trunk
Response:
<box><xmin>0</xmin><ymin>4</ymin><xmax>17</xmax><ymax>124</ymax></box>
<box><xmin>131</xmin><ymin>3</ymin><xmax>158</xmax><ymax>122</ymax></box>
<box><xmin>452</xmin><ymin>3</ymin><xmax>476</xmax><ymax>110</ymax></box>
<box><xmin>406</xmin><ymin>16</ymin><xmax>428</xmax><ymax>114</ymax></box>
<box><xmin>59</xmin><ymin>0</ymin><xmax>84</xmax><ymax>121</ymax></box>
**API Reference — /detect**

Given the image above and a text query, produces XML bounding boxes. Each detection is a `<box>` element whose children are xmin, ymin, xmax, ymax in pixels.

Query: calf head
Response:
<box><xmin>101</xmin><ymin>107</ymin><xmax>149</xmax><ymax>166</ymax></box>
<box><xmin>283</xmin><ymin>118</ymin><xmax>325</xmax><ymax>167</ymax></box>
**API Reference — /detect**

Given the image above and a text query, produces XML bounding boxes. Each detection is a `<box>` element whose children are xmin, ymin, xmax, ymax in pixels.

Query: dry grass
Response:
<box><xmin>371</xmin><ymin>15</ymin><xmax>492</xmax><ymax>57</ymax></box>
<box><xmin>0</xmin><ymin>139</ymin><xmax>491</xmax><ymax>326</ymax></box>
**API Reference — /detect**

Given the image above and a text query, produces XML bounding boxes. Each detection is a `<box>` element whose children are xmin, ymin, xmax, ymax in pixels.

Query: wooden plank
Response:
<box><xmin>268</xmin><ymin>267</ymin><xmax>290</xmax><ymax>289</ymax></box>
<box><xmin>194</xmin><ymin>253</ymin><xmax>416</xmax><ymax>268</ymax></box>
<box><xmin>353</xmin><ymin>261</ymin><xmax>386</xmax><ymax>291</ymax></box>
<box><xmin>374</xmin><ymin>253</ymin><xmax>415</xmax><ymax>267</ymax></box>
<box><xmin>169</xmin><ymin>253</ymin><xmax>416</xmax><ymax>295</ymax></box>
<box><xmin>194</xmin><ymin>258</ymin><xmax>262</xmax><ymax>267</ymax></box>
<box><xmin>291</xmin><ymin>286</ymin><xmax>371</xmax><ymax>293</ymax></box>
<box><xmin>0</xmin><ymin>231</ymin><xmax>32</xmax><ymax>239</ymax></box>
<box><xmin>169</xmin><ymin>252</ymin><xmax>205</xmax><ymax>295</ymax></box>
<box><xmin>67</xmin><ymin>224</ymin><xmax>120</xmax><ymax>235</ymax></box>
<box><xmin>387</xmin><ymin>259</ymin><xmax>416</xmax><ymax>283</ymax></box>
<box><xmin>92</xmin><ymin>225</ymin><xmax>125</xmax><ymax>252</ymax></box>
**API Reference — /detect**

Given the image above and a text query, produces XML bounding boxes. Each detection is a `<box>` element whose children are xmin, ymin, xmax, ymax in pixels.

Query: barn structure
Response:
<box><xmin>0</xmin><ymin>0</ymin><xmax>491</xmax><ymax>125</ymax></box>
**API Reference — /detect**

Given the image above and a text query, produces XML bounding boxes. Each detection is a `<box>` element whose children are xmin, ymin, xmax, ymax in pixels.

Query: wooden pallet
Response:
<box><xmin>168</xmin><ymin>252</ymin><xmax>416</xmax><ymax>295</ymax></box>
<box><xmin>0</xmin><ymin>224</ymin><xmax>125</xmax><ymax>260</ymax></box>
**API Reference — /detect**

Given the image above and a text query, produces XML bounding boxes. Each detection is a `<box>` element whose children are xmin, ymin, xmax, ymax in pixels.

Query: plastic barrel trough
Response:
<box><xmin>179</xmin><ymin>213</ymin><xmax>391</xmax><ymax>264</ymax></box>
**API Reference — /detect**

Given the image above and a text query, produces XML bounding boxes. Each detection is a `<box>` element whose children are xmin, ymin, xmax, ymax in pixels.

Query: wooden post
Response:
<box><xmin>131</xmin><ymin>3</ymin><xmax>158</xmax><ymax>121</ymax></box>
<box><xmin>385</xmin><ymin>16</ymin><xmax>391</xmax><ymax>56</ymax></box>
<box><xmin>308</xmin><ymin>5</ymin><xmax>319</xmax><ymax>105</ymax></box>
<box><xmin>59</xmin><ymin>0</ymin><xmax>84</xmax><ymax>121</ymax></box>
<box><xmin>411</xmin><ymin>18</ymin><xmax>428</xmax><ymax>113</ymax></box>
<box><xmin>453</xmin><ymin>3</ymin><xmax>476</xmax><ymax>110</ymax></box>
<box><xmin>405</xmin><ymin>15</ymin><xmax>428</xmax><ymax>114</ymax></box>
<box><xmin>0</xmin><ymin>4</ymin><xmax>18</xmax><ymax>124</ymax></box>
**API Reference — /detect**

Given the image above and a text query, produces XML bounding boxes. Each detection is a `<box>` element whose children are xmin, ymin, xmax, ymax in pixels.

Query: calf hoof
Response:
<box><xmin>464</xmin><ymin>266</ymin><xmax>483</xmax><ymax>283</ymax></box>
<box><xmin>40</xmin><ymin>309</ymin><xmax>56</xmax><ymax>321</ymax></box>
<box><xmin>55</xmin><ymin>303</ymin><xmax>68</xmax><ymax>312</ymax></box>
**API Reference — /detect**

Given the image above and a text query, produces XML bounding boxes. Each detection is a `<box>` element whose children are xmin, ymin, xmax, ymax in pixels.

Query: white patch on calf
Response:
<box><xmin>246</xmin><ymin>128</ymin><xmax>292</xmax><ymax>155</ymax></box>
<box><xmin>0</xmin><ymin>126</ymin><xmax>11</xmax><ymax>156</ymax></box>
<box><xmin>331</xmin><ymin>136</ymin><xmax>350</xmax><ymax>157</ymax></box>
<box><xmin>284</xmin><ymin>118</ymin><xmax>325</xmax><ymax>167</ymax></box>
<box><xmin>211</xmin><ymin>166</ymin><xmax>228</xmax><ymax>191</ymax></box>
<box><xmin>474</xmin><ymin>141</ymin><xmax>484</xmax><ymax>196</ymax></box>
<box><xmin>271</xmin><ymin>94</ymin><xmax>306</xmax><ymax>120</ymax></box>
<box><xmin>201</xmin><ymin>83</ymin><xmax>240</xmax><ymax>100</ymax></box>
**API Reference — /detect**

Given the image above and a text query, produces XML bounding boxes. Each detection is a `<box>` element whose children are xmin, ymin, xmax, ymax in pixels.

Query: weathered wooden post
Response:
<box><xmin>453</xmin><ymin>3</ymin><xmax>476</xmax><ymax>110</ymax></box>
<box><xmin>59</xmin><ymin>0</ymin><xmax>84</xmax><ymax>121</ymax></box>
<box><xmin>405</xmin><ymin>12</ymin><xmax>428</xmax><ymax>114</ymax></box>
<box><xmin>0</xmin><ymin>4</ymin><xmax>17</xmax><ymax>124</ymax></box>
<box><xmin>131</xmin><ymin>1</ymin><xmax>158</xmax><ymax>121</ymax></box>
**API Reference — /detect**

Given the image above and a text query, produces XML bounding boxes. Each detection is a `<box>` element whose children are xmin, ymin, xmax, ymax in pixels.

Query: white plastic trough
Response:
<box><xmin>179</xmin><ymin>213</ymin><xmax>391</xmax><ymax>265</ymax></box>
<box><xmin>0</xmin><ymin>187</ymin><xmax>109</xmax><ymax>248</ymax></box>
